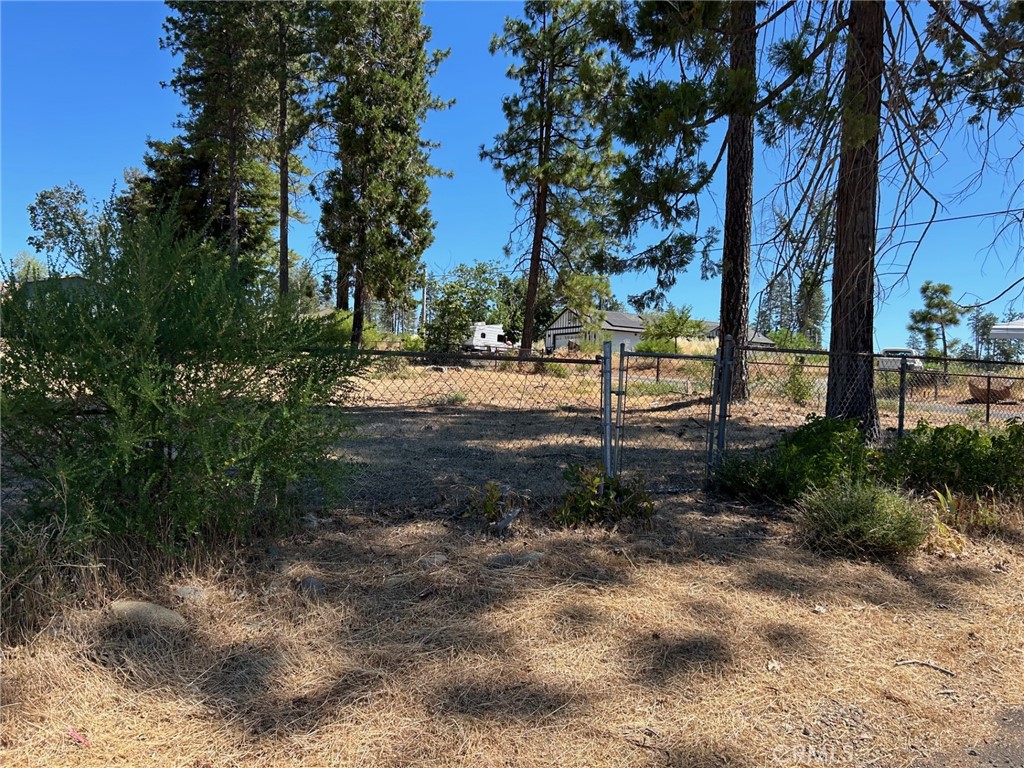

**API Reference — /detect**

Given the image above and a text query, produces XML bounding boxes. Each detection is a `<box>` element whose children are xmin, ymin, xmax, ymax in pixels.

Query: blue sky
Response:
<box><xmin>2</xmin><ymin>1</ymin><xmax>1022</xmax><ymax>350</ymax></box>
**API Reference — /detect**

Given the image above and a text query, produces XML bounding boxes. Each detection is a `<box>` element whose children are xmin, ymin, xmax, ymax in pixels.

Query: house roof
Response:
<box><xmin>601</xmin><ymin>311</ymin><xmax>645</xmax><ymax>332</ymax></box>
<box><xmin>701</xmin><ymin>321</ymin><xmax>776</xmax><ymax>347</ymax></box>
<box><xmin>990</xmin><ymin>319</ymin><xmax>1024</xmax><ymax>340</ymax></box>
<box><xmin>543</xmin><ymin>308</ymin><xmax>645</xmax><ymax>334</ymax></box>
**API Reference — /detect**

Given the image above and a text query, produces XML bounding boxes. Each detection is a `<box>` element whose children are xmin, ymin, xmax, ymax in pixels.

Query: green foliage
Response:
<box><xmin>555</xmin><ymin>465</ymin><xmax>653</xmax><ymax>526</ymax></box>
<box><xmin>1</xmin><ymin>213</ymin><xmax>358</xmax><ymax>548</ymax></box>
<box><xmin>635</xmin><ymin>337</ymin><xmax>676</xmax><ymax>355</ymax></box>
<box><xmin>533</xmin><ymin>361</ymin><xmax>571</xmax><ymax>378</ymax></box>
<box><xmin>424</xmin><ymin>264</ymin><xmax>499</xmax><ymax>352</ymax></box>
<box><xmin>797</xmin><ymin>481</ymin><xmax>927</xmax><ymax>559</ymax></box>
<box><xmin>482</xmin><ymin>0</ymin><xmax>625</xmax><ymax>347</ymax></box>
<box><xmin>401</xmin><ymin>334</ymin><xmax>425</xmax><ymax>352</ymax></box>
<box><xmin>783</xmin><ymin>360</ymin><xmax>814</xmax><ymax>405</ymax></box>
<box><xmin>932</xmin><ymin>486</ymin><xmax>1001</xmax><ymax>536</ymax></box>
<box><xmin>312</xmin><ymin>0</ymin><xmax>448</xmax><ymax>346</ymax></box>
<box><xmin>425</xmin><ymin>392</ymin><xmax>467</xmax><ymax>407</ymax></box>
<box><xmin>713</xmin><ymin>416</ymin><xmax>869</xmax><ymax>503</ymax></box>
<box><xmin>907</xmin><ymin>281</ymin><xmax>962</xmax><ymax>363</ymax></box>
<box><xmin>880</xmin><ymin>420</ymin><xmax>1024</xmax><ymax>499</ymax></box>
<box><xmin>469</xmin><ymin>481</ymin><xmax>506</xmax><ymax>523</ymax></box>
<box><xmin>641</xmin><ymin>304</ymin><xmax>704</xmax><ymax>352</ymax></box>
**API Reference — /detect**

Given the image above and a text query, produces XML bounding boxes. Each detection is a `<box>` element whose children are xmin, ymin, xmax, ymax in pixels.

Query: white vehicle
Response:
<box><xmin>463</xmin><ymin>322</ymin><xmax>515</xmax><ymax>353</ymax></box>
<box><xmin>877</xmin><ymin>348</ymin><xmax>924</xmax><ymax>371</ymax></box>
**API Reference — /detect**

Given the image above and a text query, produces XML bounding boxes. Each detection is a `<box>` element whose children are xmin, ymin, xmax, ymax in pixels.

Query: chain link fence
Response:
<box><xmin>334</xmin><ymin>345</ymin><xmax>1024</xmax><ymax>508</ymax></box>
<box><xmin>337</xmin><ymin>351</ymin><xmax>604</xmax><ymax>508</ymax></box>
<box><xmin>613</xmin><ymin>344</ymin><xmax>1024</xmax><ymax>487</ymax></box>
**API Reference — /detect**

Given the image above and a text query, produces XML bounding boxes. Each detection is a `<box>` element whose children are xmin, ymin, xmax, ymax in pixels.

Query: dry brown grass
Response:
<box><xmin>3</xmin><ymin>500</ymin><xmax>1022</xmax><ymax>767</ymax></box>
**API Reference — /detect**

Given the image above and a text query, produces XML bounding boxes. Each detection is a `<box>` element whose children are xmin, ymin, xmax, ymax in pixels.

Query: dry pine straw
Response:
<box><xmin>1</xmin><ymin>501</ymin><xmax>1022</xmax><ymax>768</ymax></box>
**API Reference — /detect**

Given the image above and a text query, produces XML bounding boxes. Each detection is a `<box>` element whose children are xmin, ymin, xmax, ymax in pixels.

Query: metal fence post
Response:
<box><xmin>897</xmin><ymin>355</ymin><xmax>907</xmax><ymax>438</ymax></box>
<box><xmin>716</xmin><ymin>336</ymin><xmax>734</xmax><ymax>457</ymax></box>
<box><xmin>986</xmin><ymin>375</ymin><xmax>992</xmax><ymax>424</ymax></box>
<box><xmin>602</xmin><ymin>340</ymin><xmax>613</xmax><ymax>478</ymax></box>
<box><xmin>706</xmin><ymin>346</ymin><xmax>723</xmax><ymax>478</ymax></box>
<box><xmin>613</xmin><ymin>343</ymin><xmax>627</xmax><ymax>475</ymax></box>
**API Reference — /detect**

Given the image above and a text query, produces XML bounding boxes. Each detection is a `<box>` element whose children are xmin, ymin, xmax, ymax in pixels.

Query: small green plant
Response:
<box><xmin>426</xmin><ymin>391</ymin><xmax>467</xmax><ymax>407</ymax></box>
<box><xmin>533</xmin><ymin>360</ymin><xmax>571</xmax><ymax>378</ymax></box>
<box><xmin>469</xmin><ymin>480</ymin><xmax>507</xmax><ymax>522</ymax></box>
<box><xmin>932</xmin><ymin>485</ymin><xmax>1001</xmax><ymax>535</ymax></box>
<box><xmin>369</xmin><ymin>354</ymin><xmax>415</xmax><ymax>379</ymax></box>
<box><xmin>783</xmin><ymin>360</ymin><xmax>814</xmax><ymax>405</ymax></box>
<box><xmin>555</xmin><ymin>465</ymin><xmax>653</xmax><ymax>526</ymax></box>
<box><xmin>797</xmin><ymin>480</ymin><xmax>928</xmax><ymax>558</ymax></box>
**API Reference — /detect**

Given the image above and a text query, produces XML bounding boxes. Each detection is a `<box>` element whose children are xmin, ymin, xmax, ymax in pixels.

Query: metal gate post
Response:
<box><xmin>897</xmin><ymin>355</ymin><xmax>907</xmax><ymax>438</ymax></box>
<box><xmin>601</xmin><ymin>340</ymin><xmax>613</xmax><ymax>477</ymax></box>
<box><xmin>706</xmin><ymin>346</ymin><xmax>723</xmax><ymax>477</ymax></box>
<box><xmin>716</xmin><ymin>336</ymin><xmax>735</xmax><ymax>457</ymax></box>
<box><xmin>613</xmin><ymin>343</ymin><xmax>627</xmax><ymax>475</ymax></box>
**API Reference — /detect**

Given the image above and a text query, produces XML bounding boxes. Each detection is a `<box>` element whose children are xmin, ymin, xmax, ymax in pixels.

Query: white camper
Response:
<box><xmin>463</xmin><ymin>322</ymin><xmax>514</xmax><ymax>353</ymax></box>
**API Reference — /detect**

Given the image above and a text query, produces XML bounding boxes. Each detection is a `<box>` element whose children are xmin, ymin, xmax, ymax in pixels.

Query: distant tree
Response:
<box><xmin>163</xmin><ymin>1</ymin><xmax>271</xmax><ymax>273</ymax></box>
<box><xmin>423</xmin><ymin>264</ymin><xmax>499</xmax><ymax>352</ymax></box>
<box><xmin>313</xmin><ymin>0</ymin><xmax>448</xmax><ymax>347</ymax></box>
<box><xmin>482</xmin><ymin>0</ymin><xmax>624</xmax><ymax>357</ymax></box>
<box><xmin>908</xmin><ymin>281</ymin><xmax>962</xmax><ymax>373</ymax></box>
<box><xmin>125</xmin><ymin>137</ymin><xmax>278</xmax><ymax>279</ymax></box>
<box><xmin>27</xmin><ymin>183</ymin><xmax>118</xmax><ymax>279</ymax></box>
<box><xmin>493</xmin><ymin>271</ymin><xmax>556</xmax><ymax>346</ymax></box>
<box><xmin>9</xmin><ymin>251</ymin><xmax>48</xmax><ymax>282</ymax></box>
<box><xmin>642</xmin><ymin>305</ymin><xmax>704</xmax><ymax>353</ymax></box>
<box><xmin>968</xmin><ymin>308</ymin><xmax>998</xmax><ymax>358</ymax></box>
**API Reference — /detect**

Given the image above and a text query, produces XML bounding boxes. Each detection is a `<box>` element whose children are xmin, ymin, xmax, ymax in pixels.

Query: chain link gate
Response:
<box><xmin>612</xmin><ymin>342</ymin><xmax>723</xmax><ymax>492</ymax></box>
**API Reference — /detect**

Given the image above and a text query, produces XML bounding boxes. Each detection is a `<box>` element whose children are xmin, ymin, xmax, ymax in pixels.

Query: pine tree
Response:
<box><xmin>162</xmin><ymin>1</ymin><xmax>271</xmax><ymax>273</ymax></box>
<box><xmin>313</xmin><ymin>1</ymin><xmax>448</xmax><ymax>347</ymax></box>
<box><xmin>482</xmin><ymin>0</ymin><xmax>624</xmax><ymax>356</ymax></box>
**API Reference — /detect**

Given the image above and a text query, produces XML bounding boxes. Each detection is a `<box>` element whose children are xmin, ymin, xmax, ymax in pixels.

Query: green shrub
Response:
<box><xmin>635</xmin><ymin>337</ymin><xmax>676</xmax><ymax>355</ymax></box>
<box><xmin>1</xmin><ymin>215</ymin><xmax>359</xmax><ymax>608</ymax></box>
<box><xmin>533</xmin><ymin>360</ymin><xmax>570</xmax><ymax>378</ymax></box>
<box><xmin>797</xmin><ymin>480</ymin><xmax>928</xmax><ymax>558</ymax></box>
<box><xmin>425</xmin><ymin>392</ymin><xmax>467</xmax><ymax>407</ymax></box>
<box><xmin>880</xmin><ymin>421</ymin><xmax>1024</xmax><ymax>499</ymax></box>
<box><xmin>555</xmin><ymin>465</ymin><xmax>653</xmax><ymax>526</ymax></box>
<box><xmin>783</xmin><ymin>360</ymin><xmax>814</xmax><ymax>405</ymax></box>
<box><xmin>713</xmin><ymin>416</ymin><xmax>869</xmax><ymax>503</ymax></box>
<box><xmin>401</xmin><ymin>334</ymin><xmax>425</xmax><ymax>352</ymax></box>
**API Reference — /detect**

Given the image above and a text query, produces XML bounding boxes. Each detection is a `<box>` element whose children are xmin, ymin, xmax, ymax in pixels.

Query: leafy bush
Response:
<box><xmin>1</xmin><ymin>215</ymin><xmax>359</xmax><ymax>559</ymax></box>
<box><xmin>635</xmin><ymin>337</ymin><xmax>676</xmax><ymax>355</ymax></box>
<box><xmin>881</xmin><ymin>420</ymin><xmax>1024</xmax><ymax>499</ymax></box>
<box><xmin>555</xmin><ymin>465</ymin><xmax>653</xmax><ymax>526</ymax></box>
<box><xmin>783</xmin><ymin>360</ymin><xmax>814</xmax><ymax>405</ymax></box>
<box><xmin>797</xmin><ymin>481</ymin><xmax>928</xmax><ymax>558</ymax></box>
<box><xmin>533</xmin><ymin>360</ymin><xmax>570</xmax><ymax>378</ymax></box>
<box><xmin>713</xmin><ymin>416</ymin><xmax>869</xmax><ymax>503</ymax></box>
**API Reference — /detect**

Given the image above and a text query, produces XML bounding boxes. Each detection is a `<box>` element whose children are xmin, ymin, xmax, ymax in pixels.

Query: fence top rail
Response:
<box><xmin>622</xmin><ymin>350</ymin><xmax>718</xmax><ymax>362</ymax></box>
<box><xmin>739</xmin><ymin>345</ymin><xmax>1024</xmax><ymax>371</ymax></box>
<box><xmin>357</xmin><ymin>349</ymin><xmax>601</xmax><ymax>366</ymax></box>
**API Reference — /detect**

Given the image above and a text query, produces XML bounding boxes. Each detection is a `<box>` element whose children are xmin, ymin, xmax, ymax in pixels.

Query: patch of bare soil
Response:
<box><xmin>2</xmin><ymin>496</ymin><xmax>1022</xmax><ymax>767</ymax></box>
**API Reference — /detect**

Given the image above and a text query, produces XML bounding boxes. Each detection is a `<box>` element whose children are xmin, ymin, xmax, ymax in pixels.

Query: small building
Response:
<box><xmin>543</xmin><ymin>309</ymin><xmax>645</xmax><ymax>353</ymax></box>
<box><xmin>699</xmin><ymin>321</ymin><xmax>776</xmax><ymax>348</ymax></box>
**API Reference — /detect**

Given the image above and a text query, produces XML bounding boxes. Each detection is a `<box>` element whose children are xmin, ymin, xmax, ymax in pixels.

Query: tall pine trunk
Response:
<box><xmin>720</xmin><ymin>0</ymin><xmax>756</xmax><ymax>402</ymax></box>
<box><xmin>519</xmin><ymin>41</ymin><xmax>553</xmax><ymax>359</ymax></box>
<box><xmin>277</xmin><ymin>10</ymin><xmax>289</xmax><ymax>295</ymax></box>
<box><xmin>826</xmin><ymin>0</ymin><xmax>883</xmax><ymax>435</ymax></box>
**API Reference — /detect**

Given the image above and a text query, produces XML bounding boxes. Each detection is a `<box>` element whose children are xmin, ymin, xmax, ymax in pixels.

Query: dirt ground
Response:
<box><xmin>3</xmin><ymin>496</ymin><xmax>1022</xmax><ymax>768</ymax></box>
